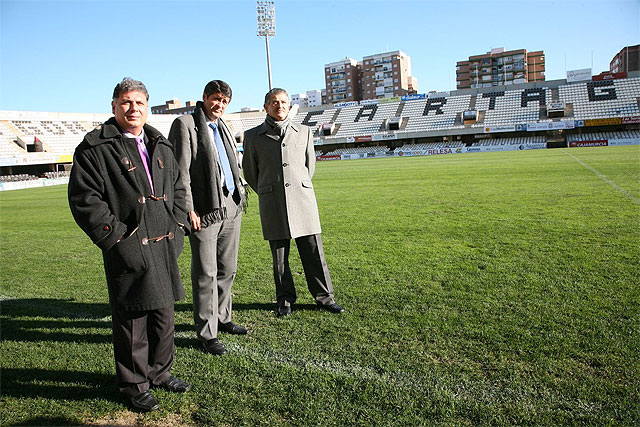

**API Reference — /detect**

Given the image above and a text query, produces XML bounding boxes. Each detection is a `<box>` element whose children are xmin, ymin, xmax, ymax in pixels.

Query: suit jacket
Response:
<box><xmin>168</xmin><ymin>105</ymin><xmax>245</xmax><ymax>227</ymax></box>
<box><xmin>243</xmin><ymin>121</ymin><xmax>321</xmax><ymax>240</ymax></box>
<box><xmin>68</xmin><ymin>118</ymin><xmax>189</xmax><ymax>311</ymax></box>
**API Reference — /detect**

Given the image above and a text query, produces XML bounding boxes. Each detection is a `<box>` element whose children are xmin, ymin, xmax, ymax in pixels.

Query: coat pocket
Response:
<box><xmin>105</xmin><ymin>233</ymin><xmax>148</xmax><ymax>306</ymax></box>
<box><xmin>105</xmin><ymin>233</ymin><xmax>148</xmax><ymax>277</ymax></box>
<box><xmin>301</xmin><ymin>179</ymin><xmax>313</xmax><ymax>189</ymax></box>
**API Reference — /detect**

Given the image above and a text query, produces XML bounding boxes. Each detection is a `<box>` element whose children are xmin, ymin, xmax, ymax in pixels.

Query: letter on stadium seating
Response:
<box><xmin>302</xmin><ymin>111</ymin><xmax>325</xmax><ymax>127</ymax></box>
<box><xmin>354</xmin><ymin>105</ymin><xmax>378</xmax><ymax>122</ymax></box>
<box><xmin>482</xmin><ymin>92</ymin><xmax>505</xmax><ymax>110</ymax></box>
<box><xmin>423</xmin><ymin>98</ymin><xmax>447</xmax><ymax>116</ymax></box>
<box><xmin>587</xmin><ymin>81</ymin><xmax>617</xmax><ymax>102</ymax></box>
<box><xmin>521</xmin><ymin>88</ymin><xmax>546</xmax><ymax>107</ymax></box>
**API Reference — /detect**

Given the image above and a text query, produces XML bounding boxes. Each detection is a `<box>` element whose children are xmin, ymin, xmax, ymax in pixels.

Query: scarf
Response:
<box><xmin>193</xmin><ymin>101</ymin><xmax>242</xmax><ymax>227</ymax></box>
<box><xmin>265</xmin><ymin>113</ymin><xmax>291</xmax><ymax>137</ymax></box>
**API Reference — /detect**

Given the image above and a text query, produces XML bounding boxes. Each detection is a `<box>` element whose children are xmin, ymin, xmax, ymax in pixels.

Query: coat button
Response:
<box><xmin>282</xmin><ymin>163</ymin><xmax>288</xmax><ymax>167</ymax></box>
<box><xmin>285</xmin><ymin>183</ymin><xmax>290</xmax><ymax>187</ymax></box>
<box><xmin>282</xmin><ymin>143</ymin><xmax>286</xmax><ymax>147</ymax></box>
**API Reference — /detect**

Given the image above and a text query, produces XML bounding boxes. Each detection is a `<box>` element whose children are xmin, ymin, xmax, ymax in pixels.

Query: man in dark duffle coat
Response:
<box><xmin>168</xmin><ymin>80</ymin><xmax>247</xmax><ymax>357</ymax></box>
<box><xmin>68</xmin><ymin>78</ymin><xmax>191</xmax><ymax>412</ymax></box>
<box><xmin>242</xmin><ymin>88</ymin><xmax>344</xmax><ymax>317</ymax></box>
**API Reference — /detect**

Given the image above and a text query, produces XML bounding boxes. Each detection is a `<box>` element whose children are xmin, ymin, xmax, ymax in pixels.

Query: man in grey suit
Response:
<box><xmin>168</xmin><ymin>80</ymin><xmax>247</xmax><ymax>355</ymax></box>
<box><xmin>242</xmin><ymin>88</ymin><xmax>344</xmax><ymax>317</ymax></box>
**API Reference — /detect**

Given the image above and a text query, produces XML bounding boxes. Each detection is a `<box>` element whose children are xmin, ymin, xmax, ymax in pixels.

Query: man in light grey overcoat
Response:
<box><xmin>168</xmin><ymin>80</ymin><xmax>247</xmax><ymax>356</ymax></box>
<box><xmin>242</xmin><ymin>88</ymin><xmax>344</xmax><ymax>317</ymax></box>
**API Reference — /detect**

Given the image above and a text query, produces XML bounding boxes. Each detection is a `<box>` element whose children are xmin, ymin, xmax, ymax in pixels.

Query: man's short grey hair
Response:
<box><xmin>264</xmin><ymin>88</ymin><xmax>289</xmax><ymax>105</ymax></box>
<box><xmin>112</xmin><ymin>77</ymin><xmax>149</xmax><ymax>101</ymax></box>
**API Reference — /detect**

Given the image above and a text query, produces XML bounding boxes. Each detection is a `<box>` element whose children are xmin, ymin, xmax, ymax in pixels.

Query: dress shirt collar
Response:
<box><xmin>123</xmin><ymin>129</ymin><xmax>146</xmax><ymax>141</ymax></box>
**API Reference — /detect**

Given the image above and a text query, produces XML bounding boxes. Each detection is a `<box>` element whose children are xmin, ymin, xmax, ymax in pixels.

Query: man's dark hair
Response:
<box><xmin>112</xmin><ymin>77</ymin><xmax>149</xmax><ymax>101</ymax></box>
<box><xmin>264</xmin><ymin>88</ymin><xmax>289</xmax><ymax>105</ymax></box>
<box><xmin>204</xmin><ymin>80</ymin><xmax>232</xmax><ymax>99</ymax></box>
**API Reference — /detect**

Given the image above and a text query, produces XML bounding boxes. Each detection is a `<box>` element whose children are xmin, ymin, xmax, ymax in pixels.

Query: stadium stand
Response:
<box><xmin>471</xmin><ymin>136</ymin><xmax>546</xmax><ymax>146</ymax></box>
<box><xmin>475</xmin><ymin>88</ymin><xmax>552</xmax><ymax>126</ymax></box>
<box><xmin>403</xmin><ymin>94</ymin><xmax>471</xmax><ymax>131</ymax></box>
<box><xmin>559</xmin><ymin>78</ymin><xmax>640</xmax><ymax>119</ymax></box>
<box><xmin>1</xmin><ymin>73</ymin><xmax>639</xmax><ymax>189</ymax></box>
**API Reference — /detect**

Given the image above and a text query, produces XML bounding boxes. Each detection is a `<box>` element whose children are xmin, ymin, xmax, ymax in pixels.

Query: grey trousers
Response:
<box><xmin>111</xmin><ymin>304</ymin><xmax>174</xmax><ymax>397</ymax></box>
<box><xmin>269</xmin><ymin>233</ymin><xmax>335</xmax><ymax>307</ymax></box>
<box><xmin>189</xmin><ymin>191</ymin><xmax>242</xmax><ymax>342</ymax></box>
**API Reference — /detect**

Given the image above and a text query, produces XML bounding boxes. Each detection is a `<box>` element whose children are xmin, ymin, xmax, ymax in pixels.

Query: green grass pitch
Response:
<box><xmin>1</xmin><ymin>146</ymin><xmax>638</xmax><ymax>425</ymax></box>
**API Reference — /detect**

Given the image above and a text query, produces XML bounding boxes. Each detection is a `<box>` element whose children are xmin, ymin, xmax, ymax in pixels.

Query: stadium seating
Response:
<box><xmin>559</xmin><ymin>77</ymin><xmax>640</xmax><ymax>119</ymax></box>
<box><xmin>0</xmin><ymin>173</ymin><xmax>38</xmax><ymax>182</ymax></box>
<box><xmin>471</xmin><ymin>136</ymin><xmax>546</xmax><ymax>146</ymax></box>
<box><xmin>402</xmin><ymin>95</ymin><xmax>471</xmax><ymax>132</ymax></box>
<box><xmin>1</xmin><ymin>74</ymin><xmax>639</xmax><ymax>183</ymax></box>
<box><xmin>475</xmin><ymin>88</ymin><xmax>551</xmax><ymax>126</ymax></box>
<box><xmin>566</xmin><ymin>130</ymin><xmax>640</xmax><ymax>141</ymax></box>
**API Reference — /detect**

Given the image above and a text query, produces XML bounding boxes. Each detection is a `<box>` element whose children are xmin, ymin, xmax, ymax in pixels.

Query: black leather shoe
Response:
<box><xmin>203</xmin><ymin>338</ymin><xmax>227</xmax><ymax>355</ymax></box>
<box><xmin>219</xmin><ymin>321</ymin><xmax>248</xmax><ymax>335</ymax></box>
<box><xmin>155</xmin><ymin>375</ymin><xmax>190</xmax><ymax>392</ymax></box>
<box><xmin>130</xmin><ymin>391</ymin><xmax>159</xmax><ymax>412</ymax></box>
<box><xmin>277</xmin><ymin>305</ymin><xmax>292</xmax><ymax>317</ymax></box>
<box><xmin>318</xmin><ymin>302</ymin><xmax>345</xmax><ymax>314</ymax></box>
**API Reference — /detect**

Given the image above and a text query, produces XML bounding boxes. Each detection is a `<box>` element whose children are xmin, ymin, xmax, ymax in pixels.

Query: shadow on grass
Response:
<box><xmin>2</xmin><ymin>298</ymin><xmax>325</xmax><ymax>348</ymax></box>
<box><xmin>1</xmin><ymin>297</ymin><xmax>111</xmax><ymax>318</ymax></box>
<box><xmin>1</xmin><ymin>298</ymin><xmax>112</xmax><ymax>344</ymax></box>
<box><xmin>1</xmin><ymin>368</ymin><xmax>117</xmax><ymax>401</ymax></box>
<box><xmin>175</xmin><ymin>301</ymin><xmax>321</xmax><ymax>313</ymax></box>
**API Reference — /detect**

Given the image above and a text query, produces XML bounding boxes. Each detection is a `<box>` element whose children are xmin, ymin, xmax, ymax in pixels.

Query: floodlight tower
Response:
<box><xmin>257</xmin><ymin>0</ymin><xmax>276</xmax><ymax>90</ymax></box>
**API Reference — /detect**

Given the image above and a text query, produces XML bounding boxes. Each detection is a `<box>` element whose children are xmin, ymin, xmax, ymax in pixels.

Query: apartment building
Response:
<box><xmin>456</xmin><ymin>47</ymin><xmax>545</xmax><ymax>89</ymax></box>
<box><xmin>290</xmin><ymin>90</ymin><xmax>323</xmax><ymax>108</ymax></box>
<box><xmin>324</xmin><ymin>57</ymin><xmax>361</xmax><ymax>103</ymax></box>
<box><xmin>360</xmin><ymin>50</ymin><xmax>417</xmax><ymax>99</ymax></box>
<box><xmin>610</xmin><ymin>44</ymin><xmax>640</xmax><ymax>73</ymax></box>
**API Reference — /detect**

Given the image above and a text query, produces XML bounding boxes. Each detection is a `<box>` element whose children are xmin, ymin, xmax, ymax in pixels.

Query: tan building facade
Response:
<box><xmin>361</xmin><ymin>50</ymin><xmax>417</xmax><ymax>99</ymax></box>
<box><xmin>324</xmin><ymin>57</ymin><xmax>361</xmax><ymax>104</ymax></box>
<box><xmin>456</xmin><ymin>47</ymin><xmax>545</xmax><ymax>89</ymax></box>
<box><xmin>324</xmin><ymin>51</ymin><xmax>418</xmax><ymax>104</ymax></box>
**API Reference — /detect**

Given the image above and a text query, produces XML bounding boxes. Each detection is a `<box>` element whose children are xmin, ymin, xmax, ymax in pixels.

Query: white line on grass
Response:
<box><xmin>561</xmin><ymin>149</ymin><xmax>640</xmax><ymax>205</ymax></box>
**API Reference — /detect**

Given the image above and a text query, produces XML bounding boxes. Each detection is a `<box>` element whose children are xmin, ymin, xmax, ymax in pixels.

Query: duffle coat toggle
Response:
<box><xmin>138</xmin><ymin>194</ymin><xmax>168</xmax><ymax>204</ymax></box>
<box><xmin>142</xmin><ymin>231</ymin><xmax>175</xmax><ymax>246</ymax></box>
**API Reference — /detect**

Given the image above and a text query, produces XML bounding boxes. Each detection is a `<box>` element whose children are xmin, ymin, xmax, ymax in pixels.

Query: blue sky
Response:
<box><xmin>1</xmin><ymin>0</ymin><xmax>638</xmax><ymax>114</ymax></box>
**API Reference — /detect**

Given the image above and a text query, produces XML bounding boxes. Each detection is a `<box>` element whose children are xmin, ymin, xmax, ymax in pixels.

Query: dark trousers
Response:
<box><xmin>111</xmin><ymin>304</ymin><xmax>174</xmax><ymax>397</ymax></box>
<box><xmin>269</xmin><ymin>233</ymin><xmax>335</xmax><ymax>307</ymax></box>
